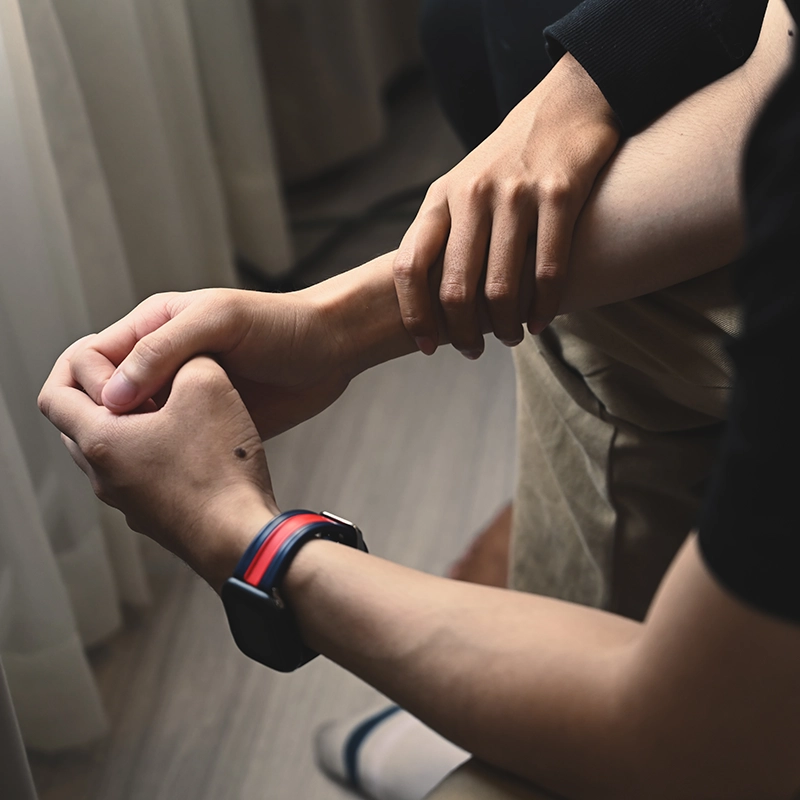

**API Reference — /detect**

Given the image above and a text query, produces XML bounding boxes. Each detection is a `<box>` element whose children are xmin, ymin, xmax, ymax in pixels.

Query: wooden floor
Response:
<box><xmin>28</xmin><ymin>75</ymin><xmax>519</xmax><ymax>799</ymax></box>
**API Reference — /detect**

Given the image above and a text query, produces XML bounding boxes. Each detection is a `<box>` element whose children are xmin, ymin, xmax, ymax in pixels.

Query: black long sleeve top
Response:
<box><xmin>545</xmin><ymin>0</ymin><xmax>771</xmax><ymax>132</ymax></box>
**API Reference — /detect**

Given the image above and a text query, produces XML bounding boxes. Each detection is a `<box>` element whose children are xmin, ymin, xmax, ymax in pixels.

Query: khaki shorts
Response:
<box><xmin>511</xmin><ymin>267</ymin><xmax>738</xmax><ymax>620</ymax></box>
<box><xmin>427</xmin><ymin>267</ymin><xmax>739</xmax><ymax>800</ymax></box>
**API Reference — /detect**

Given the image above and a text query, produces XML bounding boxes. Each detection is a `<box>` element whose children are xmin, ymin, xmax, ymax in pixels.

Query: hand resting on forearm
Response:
<box><xmin>67</xmin><ymin>0</ymin><xmax>792</xmax><ymax>435</ymax></box>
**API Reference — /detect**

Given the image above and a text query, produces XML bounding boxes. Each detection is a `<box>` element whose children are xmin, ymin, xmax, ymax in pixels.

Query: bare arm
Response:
<box><xmin>280</xmin><ymin>533</ymin><xmax>800</xmax><ymax>800</ymax></box>
<box><xmin>560</xmin><ymin>0</ymin><xmax>793</xmax><ymax>311</ymax></box>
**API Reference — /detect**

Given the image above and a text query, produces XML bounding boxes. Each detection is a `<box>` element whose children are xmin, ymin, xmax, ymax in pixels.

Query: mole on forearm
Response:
<box><xmin>234</xmin><ymin>447</ymin><xmax>247</xmax><ymax>459</ymax></box>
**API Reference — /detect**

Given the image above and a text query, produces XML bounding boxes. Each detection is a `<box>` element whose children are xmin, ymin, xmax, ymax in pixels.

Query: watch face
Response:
<box><xmin>222</xmin><ymin>579</ymin><xmax>316</xmax><ymax>672</ymax></box>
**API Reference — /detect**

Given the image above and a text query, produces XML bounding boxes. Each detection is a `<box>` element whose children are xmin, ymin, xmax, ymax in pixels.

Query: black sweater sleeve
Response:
<box><xmin>544</xmin><ymin>0</ymin><xmax>769</xmax><ymax>133</ymax></box>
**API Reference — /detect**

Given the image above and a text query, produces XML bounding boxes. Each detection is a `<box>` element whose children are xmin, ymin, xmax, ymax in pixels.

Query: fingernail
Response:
<box><xmin>104</xmin><ymin>371</ymin><xmax>137</xmax><ymax>407</ymax></box>
<box><xmin>528</xmin><ymin>318</ymin><xmax>552</xmax><ymax>336</ymax></box>
<box><xmin>415</xmin><ymin>336</ymin><xmax>437</xmax><ymax>356</ymax></box>
<box><xmin>500</xmin><ymin>336</ymin><xmax>524</xmax><ymax>347</ymax></box>
<box><xmin>461</xmin><ymin>349</ymin><xmax>483</xmax><ymax>361</ymax></box>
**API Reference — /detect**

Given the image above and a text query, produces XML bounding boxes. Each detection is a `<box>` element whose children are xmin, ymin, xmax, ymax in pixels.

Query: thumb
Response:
<box><xmin>102</xmin><ymin>309</ymin><xmax>215</xmax><ymax>411</ymax></box>
<box><xmin>167</xmin><ymin>355</ymin><xmax>230</xmax><ymax>399</ymax></box>
<box><xmin>163</xmin><ymin>357</ymin><xmax>255</xmax><ymax>439</ymax></box>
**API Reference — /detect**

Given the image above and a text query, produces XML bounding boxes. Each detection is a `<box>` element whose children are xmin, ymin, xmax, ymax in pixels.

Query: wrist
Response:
<box><xmin>279</xmin><ymin>538</ymin><xmax>340</xmax><ymax>648</ymax></box>
<box><xmin>555</xmin><ymin>52</ymin><xmax>620</xmax><ymax>131</ymax></box>
<box><xmin>303</xmin><ymin>252</ymin><xmax>419</xmax><ymax>379</ymax></box>
<box><xmin>193</xmin><ymin>490</ymin><xmax>280</xmax><ymax>594</ymax></box>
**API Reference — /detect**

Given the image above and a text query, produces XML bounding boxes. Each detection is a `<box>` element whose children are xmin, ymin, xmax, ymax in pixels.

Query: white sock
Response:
<box><xmin>314</xmin><ymin>704</ymin><xmax>469</xmax><ymax>800</ymax></box>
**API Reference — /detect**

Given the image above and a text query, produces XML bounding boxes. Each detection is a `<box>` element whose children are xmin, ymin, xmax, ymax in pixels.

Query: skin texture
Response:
<box><xmin>393</xmin><ymin>0</ymin><xmax>791</xmax><ymax>357</ymax></box>
<box><xmin>40</xmin><ymin>347</ymin><xmax>277</xmax><ymax>589</ymax></box>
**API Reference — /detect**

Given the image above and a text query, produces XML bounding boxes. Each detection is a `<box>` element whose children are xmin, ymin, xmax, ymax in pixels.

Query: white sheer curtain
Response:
<box><xmin>0</xmin><ymin>0</ymin><xmax>421</xmax><ymax>791</ymax></box>
<box><xmin>0</xmin><ymin>0</ymin><xmax>291</xmax><ymax>763</ymax></box>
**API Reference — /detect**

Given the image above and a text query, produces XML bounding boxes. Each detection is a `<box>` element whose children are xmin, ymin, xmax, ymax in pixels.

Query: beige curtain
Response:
<box><xmin>0</xmin><ymin>0</ymin><xmax>421</xmax><ymax>793</ymax></box>
<box><xmin>0</xmin><ymin>0</ymin><xmax>289</xmax><ymax>761</ymax></box>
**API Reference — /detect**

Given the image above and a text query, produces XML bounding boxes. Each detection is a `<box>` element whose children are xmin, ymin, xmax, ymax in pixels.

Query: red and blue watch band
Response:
<box><xmin>222</xmin><ymin>509</ymin><xmax>367</xmax><ymax>672</ymax></box>
<box><xmin>233</xmin><ymin>510</ymin><xmax>367</xmax><ymax>592</ymax></box>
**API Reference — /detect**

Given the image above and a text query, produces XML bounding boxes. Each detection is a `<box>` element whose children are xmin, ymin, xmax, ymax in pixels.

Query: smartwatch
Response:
<box><xmin>221</xmin><ymin>510</ymin><xmax>367</xmax><ymax>672</ymax></box>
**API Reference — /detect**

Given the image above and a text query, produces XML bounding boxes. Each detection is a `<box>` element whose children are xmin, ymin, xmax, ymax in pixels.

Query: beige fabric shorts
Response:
<box><xmin>510</xmin><ymin>266</ymin><xmax>739</xmax><ymax>620</ymax></box>
<box><xmin>427</xmin><ymin>268</ymin><xmax>740</xmax><ymax>800</ymax></box>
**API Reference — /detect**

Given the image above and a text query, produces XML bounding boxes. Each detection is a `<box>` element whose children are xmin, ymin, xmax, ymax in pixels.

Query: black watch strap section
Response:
<box><xmin>222</xmin><ymin>579</ymin><xmax>316</xmax><ymax>672</ymax></box>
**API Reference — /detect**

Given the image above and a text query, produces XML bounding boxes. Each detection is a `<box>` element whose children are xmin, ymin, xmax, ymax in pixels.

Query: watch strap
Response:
<box><xmin>223</xmin><ymin>509</ymin><xmax>366</xmax><ymax>672</ymax></box>
<box><xmin>233</xmin><ymin>510</ymin><xmax>317</xmax><ymax>580</ymax></box>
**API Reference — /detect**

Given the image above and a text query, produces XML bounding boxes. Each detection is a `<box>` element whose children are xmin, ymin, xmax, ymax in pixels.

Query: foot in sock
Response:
<box><xmin>314</xmin><ymin>704</ymin><xmax>469</xmax><ymax>800</ymax></box>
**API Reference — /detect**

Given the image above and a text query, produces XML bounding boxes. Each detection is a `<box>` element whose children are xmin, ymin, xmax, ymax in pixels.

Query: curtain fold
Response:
<box><xmin>0</xmin><ymin>661</ymin><xmax>37</xmax><ymax>800</ymax></box>
<box><xmin>0</xmin><ymin>388</ymin><xmax>109</xmax><ymax>750</ymax></box>
<box><xmin>1</xmin><ymin>0</ymin><xmax>125</xmax><ymax>752</ymax></box>
<box><xmin>187</xmin><ymin>0</ymin><xmax>294</xmax><ymax>277</ymax></box>
<box><xmin>48</xmin><ymin>0</ymin><xmax>236</xmax><ymax>297</ymax></box>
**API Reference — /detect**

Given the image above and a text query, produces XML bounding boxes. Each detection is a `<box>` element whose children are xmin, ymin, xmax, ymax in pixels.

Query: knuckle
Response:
<box><xmin>70</xmin><ymin>336</ymin><xmax>97</xmax><ymax>369</ymax></box>
<box><xmin>541</xmin><ymin>175</ymin><xmax>572</xmax><ymax>205</ymax></box>
<box><xmin>461</xmin><ymin>175</ymin><xmax>490</xmax><ymax>203</ymax></box>
<box><xmin>142</xmin><ymin>291</ymin><xmax>181</xmax><ymax>318</ymax></box>
<box><xmin>400</xmin><ymin>311</ymin><xmax>429</xmax><ymax>337</ymax></box>
<box><xmin>37</xmin><ymin>390</ymin><xmax>50</xmax><ymax>417</ymax></box>
<box><xmin>426</xmin><ymin>177</ymin><xmax>446</xmax><ymax>199</ymax></box>
<box><xmin>536</xmin><ymin>261</ymin><xmax>563</xmax><ymax>284</ymax></box>
<box><xmin>484</xmin><ymin>279</ymin><xmax>513</xmax><ymax>306</ymax></box>
<box><xmin>151</xmin><ymin>290</ymin><xmax>181</xmax><ymax>307</ymax></box>
<box><xmin>501</xmin><ymin>179</ymin><xmax>529</xmax><ymax>209</ymax></box>
<box><xmin>184</xmin><ymin>358</ymin><xmax>227</xmax><ymax>390</ymax></box>
<box><xmin>84</xmin><ymin>436</ymin><xmax>114</xmax><ymax>470</ymax></box>
<box><xmin>417</xmin><ymin>184</ymin><xmax>448</xmax><ymax>216</ymax></box>
<box><xmin>205</xmin><ymin>292</ymin><xmax>240</xmax><ymax>333</ymax></box>
<box><xmin>74</xmin><ymin>333</ymin><xmax>97</xmax><ymax>352</ymax></box>
<box><xmin>393</xmin><ymin>252</ymin><xmax>422</xmax><ymax>283</ymax></box>
<box><xmin>439</xmin><ymin>281</ymin><xmax>472</xmax><ymax>310</ymax></box>
<box><xmin>216</xmin><ymin>288</ymin><xmax>243</xmax><ymax>316</ymax></box>
<box><xmin>130</xmin><ymin>335</ymin><xmax>164</xmax><ymax>371</ymax></box>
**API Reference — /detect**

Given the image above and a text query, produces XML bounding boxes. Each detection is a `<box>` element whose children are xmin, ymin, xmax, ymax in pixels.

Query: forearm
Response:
<box><xmin>282</xmin><ymin>539</ymin><xmax>640</xmax><ymax>798</ymax></box>
<box><xmin>561</xmin><ymin>0</ymin><xmax>793</xmax><ymax>312</ymax></box>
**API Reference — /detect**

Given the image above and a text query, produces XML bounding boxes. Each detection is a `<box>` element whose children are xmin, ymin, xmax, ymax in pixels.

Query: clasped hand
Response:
<box><xmin>37</xmin><ymin>287</ymin><xmax>351</xmax><ymax>590</ymax></box>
